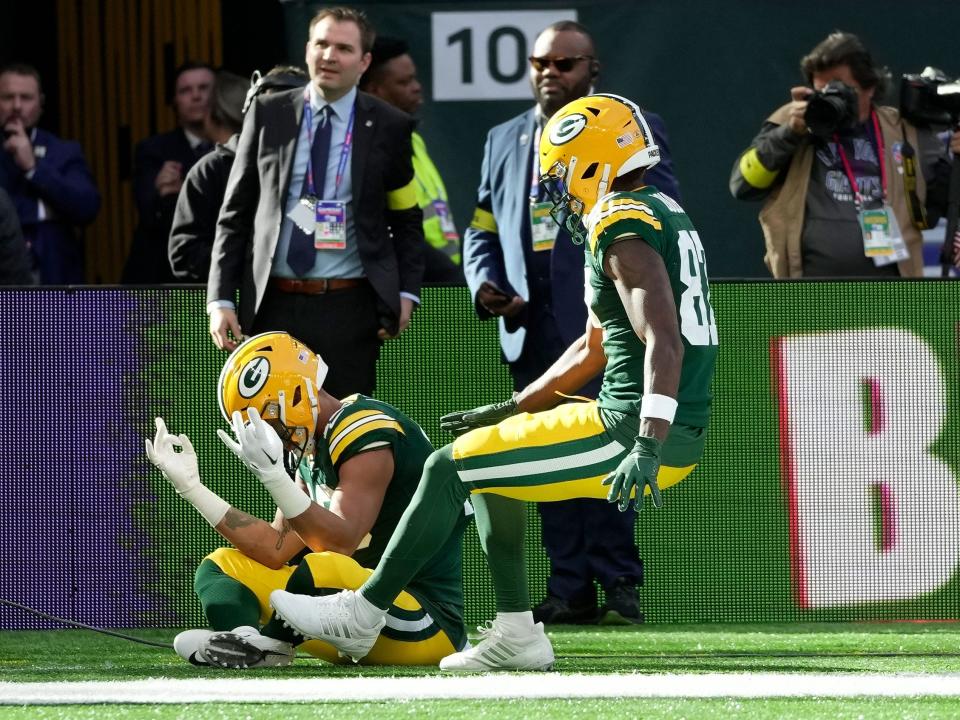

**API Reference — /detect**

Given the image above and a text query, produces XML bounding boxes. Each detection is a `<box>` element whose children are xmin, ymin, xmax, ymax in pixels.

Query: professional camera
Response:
<box><xmin>804</xmin><ymin>80</ymin><xmax>859</xmax><ymax>137</ymax></box>
<box><xmin>900</xmin><ymin>67</ymin><xmax>960</xmax><ymax>126</ymax></box>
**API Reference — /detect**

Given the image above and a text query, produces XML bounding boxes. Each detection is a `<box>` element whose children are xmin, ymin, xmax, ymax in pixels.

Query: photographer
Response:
<box><xmin>730</xmin><ymin>31</ymin><xmax>959</xmax><ymax>278</ymax></box>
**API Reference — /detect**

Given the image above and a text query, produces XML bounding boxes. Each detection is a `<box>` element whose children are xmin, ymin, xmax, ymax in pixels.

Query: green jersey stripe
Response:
<box><xmin>455</xmin><ymin>428</ymin><xmax>610</xmax><ymax>471</ymax></box>
<box><xmin>458</xmin><ymin>441</ymin><xmax>625</xmax><ymax>484</ymax></box>
<box><xmin>466</xmin><ymin>458</ymin><xmax>617</xmax><ymax>490</ymax></box>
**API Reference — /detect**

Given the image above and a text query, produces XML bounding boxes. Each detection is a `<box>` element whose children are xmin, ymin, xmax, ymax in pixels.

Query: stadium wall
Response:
<box><xmin>2</xmin><ymin>282</ymin><xmax>959</xmax><ymax>629</ymax></box>
<box><xmin>280</xmin><ymin>0</ymin><xmax>960</xmax><ymax>279</ymax></box>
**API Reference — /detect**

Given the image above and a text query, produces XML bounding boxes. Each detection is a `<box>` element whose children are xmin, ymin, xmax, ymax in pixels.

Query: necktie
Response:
<box><xmin>287</xmin><ymin>105</ymin><xmax>332</xmax><ymax>276</ymax></box>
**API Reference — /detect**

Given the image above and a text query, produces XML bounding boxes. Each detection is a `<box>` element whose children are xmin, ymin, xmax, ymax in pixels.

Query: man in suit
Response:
<box><xmin>207</xmin><ymin>6</ymin><xmax>424</xmax><ymax>399</ymax></box>
<box><xmin>0</xmin><ymin>63</ymin><xmax>100</xmax><ymax>284</ymax></box>
<box><xmin>168</xmin><ymin>69</ymin><xmax>267</xmax><ymax>282</ymax></box>
<box><xmin>462</xmin><ymin>21</ymin><xmax>681</xmax><ymax>626</ymax></box>
<box><xmin>123</xmin><ymin>61</ymin><xmax>215</xmax><ymax>284</ymax></box>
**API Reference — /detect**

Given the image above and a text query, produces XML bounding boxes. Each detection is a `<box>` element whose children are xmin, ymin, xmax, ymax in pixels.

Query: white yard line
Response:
<box><xmin>3</xmin><ymin>673</ymin><xmax>960</xmax><ymax>704</ymax></box>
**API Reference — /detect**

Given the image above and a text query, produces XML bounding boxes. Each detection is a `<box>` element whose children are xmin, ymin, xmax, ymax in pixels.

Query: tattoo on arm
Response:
<box><xmin>223</xmin><ymin>509</ymin><xmax>259</xmax><ymax>529</ymax></box>
<box><xmin>275</xmin><ymin>521</ymin><xmax>292</xmax><ymax>551</ymax></box>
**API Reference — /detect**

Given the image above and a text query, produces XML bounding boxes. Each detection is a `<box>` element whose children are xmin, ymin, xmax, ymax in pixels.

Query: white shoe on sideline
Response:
<box><xmin>439</xmin><ymin>619</ymin><xmax>555</xmax><ymax>672</ymax></box>
<box><xmin>270</xmin><ymin>589</ymin><xmax>385</xmax><ymax>663</ymax></box>
<box><xmin>204</xmin><ymin>625</ymin><xmax>295</xmax><ymax>668</ymax></box>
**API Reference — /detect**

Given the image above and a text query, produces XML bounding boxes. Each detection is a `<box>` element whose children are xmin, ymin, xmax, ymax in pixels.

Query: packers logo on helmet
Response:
<box><xmin>238</xmin><ymin>357</ymin><xmax>270</xmax><ymax>398</ymax></box>
<box><xmin>549</xmin><ymin>113</ymin><xmax>587</xmax><ymax>145</ymax></box>
<box><xmin>218</xmin><ymin>332</ymin><xmax>329</xmax><ymax>465</ymax></box>
<box><xmin>539</xmin><ymin>94</ymin><xmax>660</xmax><ymax>244</ymax></box>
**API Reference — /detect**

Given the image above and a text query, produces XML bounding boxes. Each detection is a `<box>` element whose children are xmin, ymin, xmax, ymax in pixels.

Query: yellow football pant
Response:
<box><xmin>206</xmin><ymin>547</ymin><xmax>457</xmax><ymax>665</ymax></box>
<box><xmin>452</xmin><ymin>401</ymin><xmax>700</xmax><ymax>501</ymax></box>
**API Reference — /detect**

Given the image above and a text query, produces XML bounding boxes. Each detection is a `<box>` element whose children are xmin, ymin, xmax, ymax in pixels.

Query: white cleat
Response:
<box><xmin>439</xmin><ymin>620</ymin><xmax>555</xmax><ymax>672</ymax></box>
<box><xmin>204</xmin><ymin>625</ymin><xmax>295</xmax><ymax>668</ymax></box>
<box><xmin>173</xmin><ymin>626</ymin><xmax>294</xmax><ymax>669</ymax></box>
<box><xmin>270</xmin><ymin>589</ymin><xmax>384</xmax><ymax>663</ymax></box>
<box><xmin>173</xmin><ymin>629</ymin><xmax>217</xmax><ymax>666</ymax></box>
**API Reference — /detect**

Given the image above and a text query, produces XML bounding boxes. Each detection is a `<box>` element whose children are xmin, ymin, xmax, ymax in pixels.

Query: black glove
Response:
<box><xmin>439</xmin><ymin>397</ymin><xmax>519</xmax><ymax>436</ymax></box>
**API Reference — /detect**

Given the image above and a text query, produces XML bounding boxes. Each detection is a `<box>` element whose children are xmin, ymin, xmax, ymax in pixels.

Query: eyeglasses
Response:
<box><xmin>528</xmin><ymin>55</ymin><xmax>593</xmax><ymax>73</ymax></box>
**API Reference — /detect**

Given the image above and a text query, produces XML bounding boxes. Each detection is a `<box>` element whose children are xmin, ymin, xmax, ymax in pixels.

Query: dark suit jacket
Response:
<box><xmin>0</xmin><ymin>187</ymin><xmax>32</xmax><ymax>284</ymax></box>
<box><xmin>463</xmin><ymin>107</ymin><xmax>680</xmax><ymax>362</ymax></box>
<box><xmin>208</xmin><ymin>88</ymin><xmax>424</xmax><ymax>335</ymax></box>
<box><xmin>124</xmin><ymin>128</ymin><xmax>206</xmax><ymax>283</ymax></box>
<box><xmin>169</xmin><ymin>134</ymin><xmax>238</xmax><ymax>282</ymax></box>
<box><xmin>0</xmin><ymin>128</ymin><xmax>100</xmax><ymax>284</ymax></box>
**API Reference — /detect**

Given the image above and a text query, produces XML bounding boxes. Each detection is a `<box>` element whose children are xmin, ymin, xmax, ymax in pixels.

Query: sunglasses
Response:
<box><xmin>528</xmin><ymin>55</ymin><xmax>593</xmax><ymax>73</ymax></box>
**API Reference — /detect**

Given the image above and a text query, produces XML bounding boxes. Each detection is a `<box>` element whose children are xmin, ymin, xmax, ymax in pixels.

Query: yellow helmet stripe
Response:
<box><xmin>469</xmin><ymin>207</ymin><xmax>498</xmax><ymax>234</ymax></box>
<box><xmin>387</xmin><ymin>179</ymin><xmax>418</xmax><ymax>210</ymax></box>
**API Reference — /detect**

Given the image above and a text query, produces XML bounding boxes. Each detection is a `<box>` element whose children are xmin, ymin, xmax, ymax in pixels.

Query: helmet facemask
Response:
<box><xmin>257</xmin><ymin>397</ymin><xmax>315</xmax><ymax>472</ymax></box>
<box><xmin>540</xmin><ymin>160</ymin><xmax>588</xmax><ymax>245</ymax></box>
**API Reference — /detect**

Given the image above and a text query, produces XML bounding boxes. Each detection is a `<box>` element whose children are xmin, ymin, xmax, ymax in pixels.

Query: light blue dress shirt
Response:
<box><xmin>272</xmin><ymin>84</ymin><xmax>363</xmax><ymax>279</ymax></box>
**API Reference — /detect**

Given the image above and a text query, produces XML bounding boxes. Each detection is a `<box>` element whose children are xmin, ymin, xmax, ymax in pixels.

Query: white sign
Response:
<box><xmin>774</xmin><ymin>328</ymin><xmax>960</xmax><ymax>608</ymax></box>
<box><xmin>431</xmin><ymin>10</ymin><xmax>577</xmax><ymax>101</ymax></box>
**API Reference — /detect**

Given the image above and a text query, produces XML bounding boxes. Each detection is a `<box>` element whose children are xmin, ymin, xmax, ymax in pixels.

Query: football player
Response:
<box><xmin>269</xmin><ymin>94</ymin><xmax>718</xmax><ymax>671</ymax></box>
<box><xmin>146</xmin><ymin>331</ymin><xmax>471</xmax><ymax>668</ymax></box>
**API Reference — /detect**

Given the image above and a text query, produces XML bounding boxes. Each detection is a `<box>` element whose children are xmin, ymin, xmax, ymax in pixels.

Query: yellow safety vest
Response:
<box><xmin>412</xmin><ymin>132</ymin><xmax>460</xmax><ymax>264</ymax></box>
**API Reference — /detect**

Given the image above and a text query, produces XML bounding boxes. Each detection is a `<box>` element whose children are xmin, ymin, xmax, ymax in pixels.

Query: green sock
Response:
<box><xmin>472</xmin><ymin>493</ymin><xmax>530</xmax><ymax>612</ymax></box>
<box><xmin>194</xmin><ymin>558</ymin><xmax>261</xmax><ymax>630</ymax></box>
<box><xmin>362</xmin><ymin>444</ymin><xmax>469</xmax><ymax>609</ymax></box>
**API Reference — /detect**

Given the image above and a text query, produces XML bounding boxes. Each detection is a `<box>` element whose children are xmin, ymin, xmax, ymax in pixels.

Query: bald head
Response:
<box><xmin>529</xmin><ymin>23</ymin><xmax>598</xmax><ymax>118</ymax></box>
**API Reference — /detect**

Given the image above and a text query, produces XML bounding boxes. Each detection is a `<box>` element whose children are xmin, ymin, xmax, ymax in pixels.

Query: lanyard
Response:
<box><xmin>529</xmin><ymin>124</ymin><xmax>543</xmax><ymax>201</ymax></box>
<box><xmin>834</xmin><ymin>109</ymin><xmax>886</xmax><ymax>209</ymax></box>
<box><xmin>303</xmin><ymin>89</ymin><xmax>356</xmax><ymax>200</ymax></box>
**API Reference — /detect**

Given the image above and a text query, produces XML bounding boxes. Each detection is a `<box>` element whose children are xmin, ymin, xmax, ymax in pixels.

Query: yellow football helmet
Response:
<box><xmin>217</xmin><ymin>331</ymin><xmax>329</xmax><ymax>464</ymax></box>
<box><xmin>539</xmin><ymin>93</ymin><xmax>660</xmax><ymax>244</ymax></box>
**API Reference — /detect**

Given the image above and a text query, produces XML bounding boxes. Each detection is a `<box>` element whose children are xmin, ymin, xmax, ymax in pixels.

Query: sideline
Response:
<box><xmin>4</xmin><ymin>673</ymin><xmax>960</xmax><ymax>704</ymax></box>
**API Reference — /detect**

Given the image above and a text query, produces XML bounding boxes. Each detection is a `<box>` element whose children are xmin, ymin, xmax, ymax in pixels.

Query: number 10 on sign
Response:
<box><xmin>431</xmin><ymin>10</ymin><xmax>576</xmax><ymax>101</ymax></box>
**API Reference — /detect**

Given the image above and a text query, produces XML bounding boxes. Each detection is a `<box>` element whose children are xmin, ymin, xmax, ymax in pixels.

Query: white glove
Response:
<box><xmin>217</xmin><ymin>408</ymin><xmax>311</xmax><ymax>518</ymax></box>
<box><xmin>145</xmin><ymin>417</ymin><xmax>200</xmax><ymax>493</ymax></box>
<box><xmin>145</xmin><ymin>417</ymin><xmax>229</xmax><ymax>527</ymax></box>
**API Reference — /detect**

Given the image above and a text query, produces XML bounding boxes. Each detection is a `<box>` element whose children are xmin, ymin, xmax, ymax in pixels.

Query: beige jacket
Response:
<box><xmin>759</xmin><ymin>104</ymin><xmax>926</xmax><ymax>278</ymax></box>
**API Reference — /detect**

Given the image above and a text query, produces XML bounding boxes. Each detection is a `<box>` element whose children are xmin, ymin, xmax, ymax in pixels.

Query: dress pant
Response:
<box><xmin>509</xmin><ymin>302</ymin><xmax>644</xmax><ymax>603</ymax></box>
<box><xmin>252</xmin><ymin>281</ymin><xmax>381</xmax><ymax>399</ymax></box>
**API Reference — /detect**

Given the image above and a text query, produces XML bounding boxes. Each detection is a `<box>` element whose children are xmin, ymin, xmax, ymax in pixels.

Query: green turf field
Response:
<box><xmin>3</xmin><ymin>623</ymin><xmax>960</xmax><ymax>718</ymax></box>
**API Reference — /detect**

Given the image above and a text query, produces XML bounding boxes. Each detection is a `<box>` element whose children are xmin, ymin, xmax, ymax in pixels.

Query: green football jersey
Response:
<box><xmin>298</xmin><ymin>394</ymin><xmax>470</xmax><ymax>648</ymax></box>
<box><xmin>583</xmin><ymin>187</ymin><xmax>718</xmax><ymax>427</ymax></box>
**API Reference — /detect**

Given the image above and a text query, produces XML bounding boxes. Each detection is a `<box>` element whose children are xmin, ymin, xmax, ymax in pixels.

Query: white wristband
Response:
<box><xmin>180</xmin><ymin>484</ymin><xmax>231</xmax><ymax>528</ymax></box>
<box><xmin>640</xmin><ymin>393</ymin><xmax>678</xmax><ymax>423</ymax></box>
<box><xmin>260</xmin><ymin>467</ymin><xmax>313</xmax><ymax>519</ymax></box>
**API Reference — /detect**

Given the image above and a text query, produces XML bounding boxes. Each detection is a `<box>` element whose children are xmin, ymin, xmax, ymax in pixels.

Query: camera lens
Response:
<box><xmin>804</xmin><ymin>94</ymin><xmax>847</xmax><ymax>137</ymax></box>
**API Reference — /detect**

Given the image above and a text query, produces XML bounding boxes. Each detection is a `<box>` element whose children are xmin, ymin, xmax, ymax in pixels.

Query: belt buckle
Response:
<box><xmin>317</xmin><ymin>278</ymin><xmax>329</xmax><ymax>293</ymax></box>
